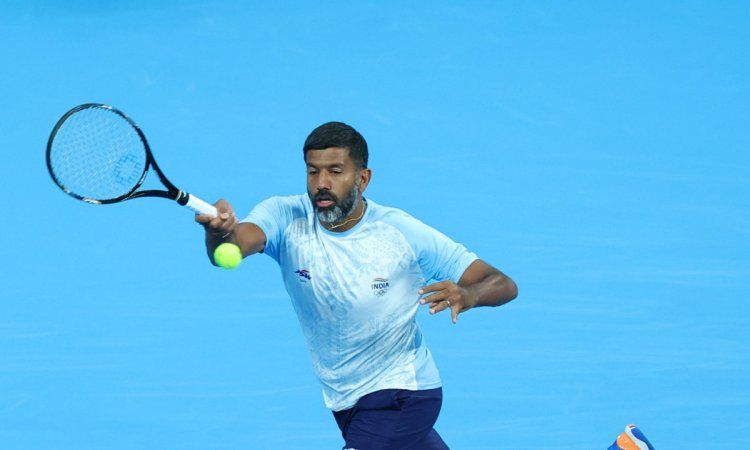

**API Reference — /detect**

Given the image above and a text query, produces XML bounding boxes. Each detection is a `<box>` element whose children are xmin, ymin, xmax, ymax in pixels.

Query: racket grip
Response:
<box><xmin>183</xmin><ymin>194</ymin><xmax>218</xmax><ymax>216</ymax></box>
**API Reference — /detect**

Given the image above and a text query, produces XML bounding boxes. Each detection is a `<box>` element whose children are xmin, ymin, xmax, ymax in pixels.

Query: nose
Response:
<box><xmin>316</xmin><ymin>171</ymin><xmax>332</xmax><ymax>191</ymax></box>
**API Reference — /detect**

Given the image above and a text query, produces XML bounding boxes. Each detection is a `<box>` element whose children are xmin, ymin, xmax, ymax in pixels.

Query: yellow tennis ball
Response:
<box><xmin>214</xmin><ymin>242</ymin><xmax>242</xmax><ymax>269</ymax></box>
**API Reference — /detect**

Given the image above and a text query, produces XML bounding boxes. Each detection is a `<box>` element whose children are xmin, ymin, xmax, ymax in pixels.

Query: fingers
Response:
<box><xmin>425</xmin><ymin>297</ymin><xmax>459</xmax><ymax>324</ymax></box>
<box><xmin>418</xmin><ymin>282</ymin><xmax>449</xmax><ymax>309</ymax></box>
<box><xmin>418</xmin><ymin>280</ymin><xmax>451</xmax><ymax>295</ymax></box>
<box><xmin>426</xmin><ymin>297</ymin><xmax>452</xmax><ymax>314</ymax></box>
<box><xmin>419</xmin><ymin>282</ymin><xmax>461</xmax><ymax>324</ymax></box>
<box><xmin>196</xmin><ymin>199</ymin><xmax>238</xmax><ymax>237</ymax></box>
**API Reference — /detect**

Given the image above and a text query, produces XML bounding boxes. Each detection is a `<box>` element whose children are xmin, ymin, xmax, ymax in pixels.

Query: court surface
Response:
<box><xmin>1</xmin><ymin>2</ymin><xmax>748</xmax><ymax>449</ymax></box>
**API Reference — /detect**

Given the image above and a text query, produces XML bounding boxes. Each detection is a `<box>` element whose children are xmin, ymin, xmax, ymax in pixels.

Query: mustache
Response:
<box><xmin>314</xmin><ymin>190</ymin><xmax>338</xmax><ymax>203</ymax></box>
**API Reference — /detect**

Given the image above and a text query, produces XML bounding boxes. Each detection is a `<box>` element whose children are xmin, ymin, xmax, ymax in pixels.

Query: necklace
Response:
<box><xmin>326</xmin><ymin>199</ymin><xmax>367</xmax><ymax>231</ymax></box>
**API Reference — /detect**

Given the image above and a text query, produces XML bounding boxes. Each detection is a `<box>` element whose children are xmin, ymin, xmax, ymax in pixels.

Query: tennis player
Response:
<box><xmin>196</xmin><ymin>122</ymin><xmax>518</xmax><ymax>449</ymax></box>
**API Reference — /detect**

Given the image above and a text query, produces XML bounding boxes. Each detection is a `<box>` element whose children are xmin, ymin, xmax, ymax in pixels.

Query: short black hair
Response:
<box><xmin>303</xmin><ymin>121</ymin><xmax>368</xmax><ymax>169</ymax></box>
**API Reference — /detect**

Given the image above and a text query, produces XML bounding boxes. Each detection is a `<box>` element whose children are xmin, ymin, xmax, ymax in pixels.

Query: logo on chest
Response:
<box><xmin>371</xmin><ymin>278</ymin><xmax>390</xmax><ymax>297</ymax></box>
<box><xmin>295</xmin><ymin>269</ymin><xmax>311</xmax><ymax>282</ymax></box>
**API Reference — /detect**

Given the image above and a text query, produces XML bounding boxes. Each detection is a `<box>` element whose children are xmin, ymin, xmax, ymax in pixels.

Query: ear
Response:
<box><xmin>358</xmin><ymin>168</ymin><xmax>372</xmax><ymax>193</ymax></box>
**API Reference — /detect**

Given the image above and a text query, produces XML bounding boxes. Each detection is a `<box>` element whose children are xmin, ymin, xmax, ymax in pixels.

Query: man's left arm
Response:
<box><xmin>419</xmin><ymin>259</ymin><xmax>518</xmax><ymax>324</ymax></box>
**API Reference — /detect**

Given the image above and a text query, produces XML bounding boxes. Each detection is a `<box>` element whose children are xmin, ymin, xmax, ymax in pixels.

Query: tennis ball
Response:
<box><xmin>214</xmin><ymin>242</ymin><xmax>242</xmax><ymax>269</ymax></box>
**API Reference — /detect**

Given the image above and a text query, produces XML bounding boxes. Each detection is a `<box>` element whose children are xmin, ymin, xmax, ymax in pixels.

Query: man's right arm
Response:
<box><xmin>195</xmin><ymin>199</ymin><xmax>267</xmax><ymax>266</ymax></box>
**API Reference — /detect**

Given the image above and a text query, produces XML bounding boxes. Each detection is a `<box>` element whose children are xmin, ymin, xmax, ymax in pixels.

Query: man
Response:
<box><xmin>196</xmin><ymin>122</ymin><xmax>517</xmax><ymax>449</ymax></box>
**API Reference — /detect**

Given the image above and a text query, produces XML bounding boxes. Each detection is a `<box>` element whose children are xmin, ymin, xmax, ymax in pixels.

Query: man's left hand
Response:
<box><xmin>418</xmin><ymin>281</ymin><xmax>476</xmax><ymax>324</ymax></box>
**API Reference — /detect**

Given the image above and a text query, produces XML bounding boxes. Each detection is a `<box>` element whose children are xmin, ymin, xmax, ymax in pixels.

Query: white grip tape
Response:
<box><xmin>185</xmin><ymin>195</ymin><xmax>218</xmax><ymax>216</ymax></box>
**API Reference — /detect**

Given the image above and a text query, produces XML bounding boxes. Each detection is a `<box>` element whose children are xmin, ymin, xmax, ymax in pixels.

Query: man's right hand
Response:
<box><xmin>195</xmin><ymin>198</ymin><xmax>238</xmax><ymax>239</ymax></box>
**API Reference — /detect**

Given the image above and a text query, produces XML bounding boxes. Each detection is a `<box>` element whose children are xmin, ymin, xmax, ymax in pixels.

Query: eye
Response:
<box><xmin>307</xmin><ymin>168</ymin><xmax>318</xmax><ymax>175</ymax></box>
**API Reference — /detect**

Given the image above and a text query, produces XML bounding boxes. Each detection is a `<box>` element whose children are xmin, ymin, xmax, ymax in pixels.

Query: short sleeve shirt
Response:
<box><xmin>243</xmin><ymin>195</ymin><xmax>478</xmax><ymax>411</ymax></box>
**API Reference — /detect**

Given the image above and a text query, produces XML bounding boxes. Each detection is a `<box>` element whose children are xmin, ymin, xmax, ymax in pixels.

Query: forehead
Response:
<box><xmin>305</xmin><ymin>147</ymin><xmax>353</xmax><ymax>166</ymax></box>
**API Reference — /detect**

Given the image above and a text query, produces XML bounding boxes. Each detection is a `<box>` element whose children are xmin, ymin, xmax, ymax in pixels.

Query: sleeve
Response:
<box><xmin>240</xmin><ymin>196</ymin><xmax>300</xmax><ymax>262</ymax></box>
<box><xmin>389</xmin><ymin>211</ymin><xmax>478</xmax><ymax>284</ymax></box>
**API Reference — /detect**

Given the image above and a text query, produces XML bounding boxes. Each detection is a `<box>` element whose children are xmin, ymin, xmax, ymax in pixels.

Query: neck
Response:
<box><xmin>324</xmin><ymin>198</ymin><xmax>367</xmax><ymax>232</ymax></box>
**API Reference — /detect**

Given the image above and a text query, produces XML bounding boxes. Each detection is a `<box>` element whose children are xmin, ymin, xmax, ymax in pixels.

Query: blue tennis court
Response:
<box><xmin>1</xmin><ymin>2</ymin><xmax>748</xmax><ymax>448</ymax></box>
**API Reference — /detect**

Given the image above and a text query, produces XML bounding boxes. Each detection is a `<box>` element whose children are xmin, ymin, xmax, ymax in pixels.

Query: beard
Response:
<box><xmin>312</xmin><ymin>182</ymin><xmax>361</xmax><ymax>226</ymax></box>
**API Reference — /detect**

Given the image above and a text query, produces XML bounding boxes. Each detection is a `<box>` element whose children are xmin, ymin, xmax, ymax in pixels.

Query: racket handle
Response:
<box><xmin>182</xmin><ymin>193</ymin><xmax>218</xmax><ymax>216</ymax></box>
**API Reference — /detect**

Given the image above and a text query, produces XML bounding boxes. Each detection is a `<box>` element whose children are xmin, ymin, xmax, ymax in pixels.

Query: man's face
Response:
<box><xmin>306</xmin><ymin>147</ymin><xmax>366</xmax><ymax>225</ymax></box>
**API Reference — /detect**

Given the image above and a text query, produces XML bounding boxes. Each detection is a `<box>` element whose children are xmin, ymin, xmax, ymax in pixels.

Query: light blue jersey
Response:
<box><xmin>242</xmin><ymin>195</ymin><xmax>478</xmax><ymax>411</ymax></box>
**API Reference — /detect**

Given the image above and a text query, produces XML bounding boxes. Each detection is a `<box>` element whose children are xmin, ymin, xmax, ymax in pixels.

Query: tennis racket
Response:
<box><xmin>46</xmin><ymin>103</ymin><xmax>217</xmax><ymax>216</ymax></box>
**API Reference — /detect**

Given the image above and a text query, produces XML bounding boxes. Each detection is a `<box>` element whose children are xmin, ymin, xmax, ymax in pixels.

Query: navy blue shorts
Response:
<box><xmin>332</xmin><ymin>388</ymin><xmax>449</xmax><ymax>450</ymax></box>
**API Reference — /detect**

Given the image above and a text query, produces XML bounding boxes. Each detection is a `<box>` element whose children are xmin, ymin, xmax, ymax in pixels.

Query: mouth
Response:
<box><xmin>314</xmin><ymin>192</ymin><xmax>337</xmax><ymax>209</ymax></box>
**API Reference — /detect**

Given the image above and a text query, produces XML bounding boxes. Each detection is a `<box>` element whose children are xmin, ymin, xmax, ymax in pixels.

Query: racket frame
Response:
<box><xmin>46</xmin><ymin>103</ymin><xmax>216</xmax><ymax>216</ymax></box>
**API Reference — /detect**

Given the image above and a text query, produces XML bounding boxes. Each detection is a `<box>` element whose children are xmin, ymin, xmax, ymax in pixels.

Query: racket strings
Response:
<box><xmin>49</xmin><ymin>107</ymin><xmax>147</xmax><ymax>202</ymax></box>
